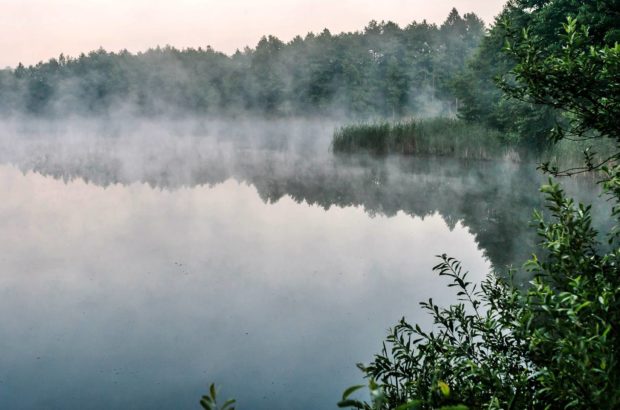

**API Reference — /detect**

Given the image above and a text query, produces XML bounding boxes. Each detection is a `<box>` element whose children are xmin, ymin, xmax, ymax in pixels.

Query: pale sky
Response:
<box><xmin>0</xmin><ymin>0</ymin><xmax>506</xmax><ymax>68</ymax></box>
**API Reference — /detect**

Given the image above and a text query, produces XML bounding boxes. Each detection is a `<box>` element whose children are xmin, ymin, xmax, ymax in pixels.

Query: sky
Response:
<box><xmin>0</xmin><ymin>0</ymin><xmax>506</xmax><ymax>68</ymax></box>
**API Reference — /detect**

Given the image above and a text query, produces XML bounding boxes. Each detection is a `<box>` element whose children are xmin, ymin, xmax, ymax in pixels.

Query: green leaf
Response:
<box><xmin>438</xmin><ymin>380</ymin><xmax>450</xmax><ymax>397</ymax></box>
<box><xmin>337</xmin><ymin>399</ymin><xmax>365</xmax><ymax>408</ymax></box>
<box><xmin>342</xmin><ymin>384</ymin><xmax>365</xmax><ymax>400</ymax></box>
<box><xmin>209</xmin><ymin>383</ymin><xmax>217</xmax><ymax>399</ymax></box>
<box><xmin>200</xmin><ymin>398</ymin><xmax>212</xmax><ymax>410</ymax></box>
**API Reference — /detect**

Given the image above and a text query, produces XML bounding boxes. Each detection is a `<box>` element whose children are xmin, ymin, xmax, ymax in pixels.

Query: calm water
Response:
<box><xmin>0</xmin><ymin>119</ymin><xmax>606</xmax><ymax>409</ymax></box>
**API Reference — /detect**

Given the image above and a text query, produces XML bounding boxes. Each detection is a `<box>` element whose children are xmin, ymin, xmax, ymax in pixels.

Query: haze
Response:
<box><xmin>1</xmin><ymin>0</ymin><xmax>505</xmax><ymax>68</ymax></box>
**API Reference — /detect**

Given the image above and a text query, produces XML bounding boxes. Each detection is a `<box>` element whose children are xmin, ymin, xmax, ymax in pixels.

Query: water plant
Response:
<box><xmin>331</xmin><ymin>118</ymin><xmax>507</xmax><ymax>159</ymax></box>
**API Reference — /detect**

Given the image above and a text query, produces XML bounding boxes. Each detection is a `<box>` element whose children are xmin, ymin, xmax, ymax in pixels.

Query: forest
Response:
<box><xmin>2</xmin><ymin>3</ymin><xmax>616</xmax><ymax>155</ymax></box>
<box><xmin>0</xmin><ymin>9</ymin><xmax>482</xmax><ymax>119</ymax></box>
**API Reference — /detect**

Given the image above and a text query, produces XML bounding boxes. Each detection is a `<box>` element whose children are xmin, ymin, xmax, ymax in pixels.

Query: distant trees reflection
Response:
<box><xmin>11</xmin><ymin>153</ymin><xmax>603</xmax><ymax>273</ymax></box>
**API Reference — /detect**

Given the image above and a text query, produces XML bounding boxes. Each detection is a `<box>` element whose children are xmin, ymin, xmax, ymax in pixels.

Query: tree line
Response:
<box><xmin>0</xmin><ymin>9</ymin><xmax>483</xmax><ymax>118</ymax></box>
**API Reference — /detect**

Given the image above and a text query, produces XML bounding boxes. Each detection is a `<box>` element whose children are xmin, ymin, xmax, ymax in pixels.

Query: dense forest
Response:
<box><xmin>0</xmin><ymin>9</ymin><xmax>483</xmax><ymax>118</ymax></box>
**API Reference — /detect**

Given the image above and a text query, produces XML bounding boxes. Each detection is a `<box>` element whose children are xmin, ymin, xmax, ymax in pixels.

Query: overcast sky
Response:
<box><xmin>0</xmin><ymin>0</ymin><xmax>506</xmax><ymax>68</ymax></box>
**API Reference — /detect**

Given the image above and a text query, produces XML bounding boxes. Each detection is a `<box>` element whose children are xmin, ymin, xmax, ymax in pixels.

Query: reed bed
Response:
<box><xmin>331</xmin><ymin>118</ymin><xmax>616</xmax><ymax>169</ymax></box>
<box><xmin>331</xmin><ymin>118</ymin><xmax>509</xmax><ymax>160</ymax></box>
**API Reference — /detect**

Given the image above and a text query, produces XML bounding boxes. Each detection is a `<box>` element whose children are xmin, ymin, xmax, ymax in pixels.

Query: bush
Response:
<box><xmin>341</xmin><ymin>178</ymin><xmax>620</xmax><ymax>409</ymax></box>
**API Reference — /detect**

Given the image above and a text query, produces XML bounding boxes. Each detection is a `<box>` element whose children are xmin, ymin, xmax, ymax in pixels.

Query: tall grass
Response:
<box><xmin>331</xmin><ymin>118</ymin><xmax>617</xmax><ymax>167</ymax></box>
<box><xmin>541</xmin><ymin>137</ymin><xmax>617</xmax><ymax>172</ymax></box>
<box><xmin>331</xmin><ymin>118</ymin><xmax>510</xmax><ymax>160</ymax></box>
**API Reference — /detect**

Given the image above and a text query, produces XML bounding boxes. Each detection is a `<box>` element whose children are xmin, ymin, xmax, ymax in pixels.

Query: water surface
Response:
<box><xmin>0</xmin><ymin>119</ymin><xmax>606</xmax><ymax>409</ymax></box>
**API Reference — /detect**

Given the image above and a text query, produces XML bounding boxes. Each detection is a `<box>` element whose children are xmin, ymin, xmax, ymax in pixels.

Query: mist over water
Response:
<box><xmin>0</xmin><ymin>117</ymin><xmax>610</xmax><ymax>409</ymax></box>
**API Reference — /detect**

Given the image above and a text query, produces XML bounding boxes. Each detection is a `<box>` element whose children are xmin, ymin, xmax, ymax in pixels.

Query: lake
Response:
<box><xmin>0</xmin><ymin>118</ymin><xmax>606</xmax><ymax>409</ymax></box>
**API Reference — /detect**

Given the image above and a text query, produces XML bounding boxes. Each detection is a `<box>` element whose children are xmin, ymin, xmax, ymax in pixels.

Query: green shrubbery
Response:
<box><xmin>340</xmin><ymin>178</ymin><xmax>620</xmax><ymax>409</ymax></box>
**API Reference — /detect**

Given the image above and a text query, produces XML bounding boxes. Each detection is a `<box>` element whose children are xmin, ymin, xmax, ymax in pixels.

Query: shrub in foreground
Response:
<box><xmin>340</xmin><ymin>178</ymin><xmax>620</xmax><ymax>409</ymax></box>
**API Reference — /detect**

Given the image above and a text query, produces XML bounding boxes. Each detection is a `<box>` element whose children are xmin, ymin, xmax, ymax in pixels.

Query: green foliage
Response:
<box><xmin>337</xmin><ymin>374</ymin><xmax>467</xmax><ymax>410</ymax></box>
<box><xmin>521</xmin><ymin>181</ymin><xmax>620</xmax><ymax>408</ymax></box>
<box><xmin>455</xmin><ymin>0</ymin><xmax>620</xmax><ymax>151</ymax></box>
<box><xmin>351</xmin><ymin>255</ymin><xmax>531</xmax><ymax>409</ymax></box>
<box><xmin>0</xmin><ymin>10</ymin><xmax>485</xmax><ymax>118</ymax></box>
<box><xmin>347</xmin><ymin>179</ymin><xmax>620</xmax><ymax>409</ymax></box>
<box><xmin>331</xmin><ymin>118</ymin><xmax>506</xmax><ymax>159</ymax></box>
<box><xmin>200</xmin><ymin>384</ymin><xmax>236</xmax><ymax>410</ymax></box>
<box><xmin>502</xmin><ymin>16</ymin><xmax>620</xmax><ymax>174</ymax></box>
<box><xmin>452</xmin><ymin>3</ymin><xmax>559</xmax><ymax>151</ymax></box>
<box><xmin>337</xmin><ymin>379</ymin><xmax>388</xmax><ymax>409</ymax></box>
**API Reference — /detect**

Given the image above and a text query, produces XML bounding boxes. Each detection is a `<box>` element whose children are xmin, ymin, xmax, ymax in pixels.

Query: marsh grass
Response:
<box><xmin>331</xmin><ymin>118</ymin><xmax>509</xmax><ymax>159</ymax></box>
<box><xmin>332</xmin><ymin>118</ymin><xmax>616</xmax><ymax>168</ymax></box>
<box><xmin>541</xmin><ymin>137</ymin><xmax>618</xmax><ymax>172</ymax></box>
